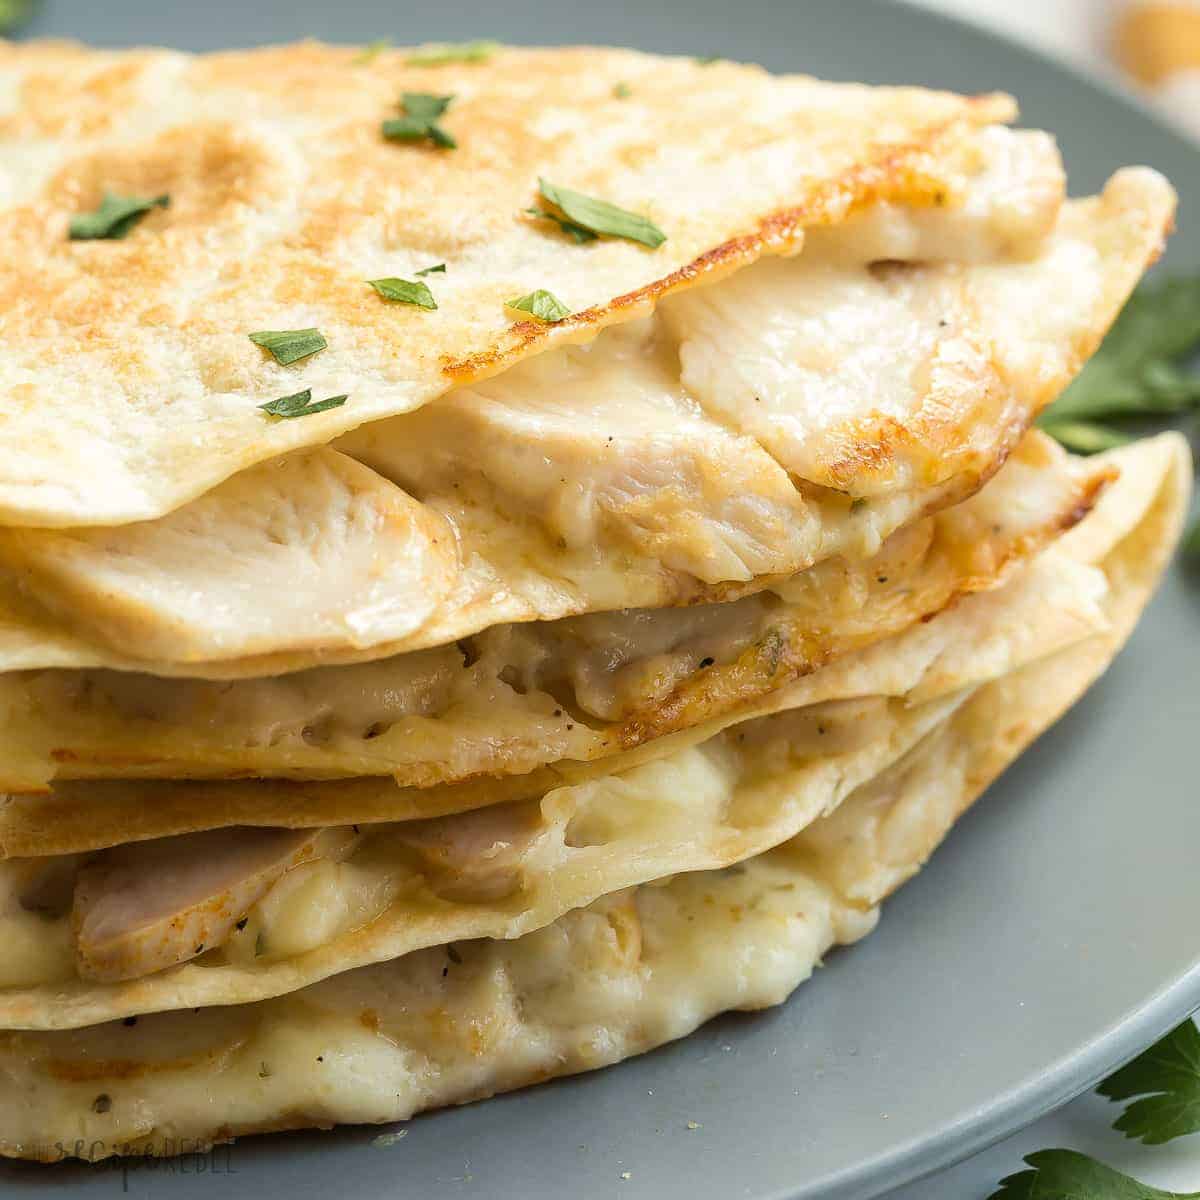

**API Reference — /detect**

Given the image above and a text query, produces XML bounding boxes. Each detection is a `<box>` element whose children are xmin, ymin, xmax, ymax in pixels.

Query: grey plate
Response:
<box><xmin>5</xmin><ymin>2</ymin><xmax>1200</xmax><ymax>1198</ymax></box>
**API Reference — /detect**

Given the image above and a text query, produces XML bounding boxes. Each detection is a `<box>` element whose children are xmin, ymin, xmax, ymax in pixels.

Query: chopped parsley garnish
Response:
<box><xmin>988</xmin><ymin>1149</ymin><xmax>1198</xmax><ymax>1199</ymax></box>
<box><xmin>506</xmin><ymin>289</ymin><xmax>572</xmax><ymax>323</ymax></box>
<box><xmin>258</xmin><ymin>389</ymin><xmax>348</xmax><ymax>419</ymax></box>
<box><xmin>353</xmin><ymin>39</ymin><xmax>390</xmax><ymax>65</ymax></box>
<box><xmin>1098</xmin><ymin>1019</ymin><xmax>1200</xmax><ymax>1145</ymax></box>
<box><xmin>694</xmin><ymin>55</ymin><xmax>720</xmax><ymax>65</ymax></box>
<box><xmin>536</xmin><ymin>178</ymin><xmax>666</xmax><ymax>248</ymax></box>
<box><xmin>415</xmin><ymin>262</ymin><xmax>446</xmax><ymax>276</ymax></box>
<box><xmin>523</xmin><ymin>206</ymin><xmax>597</xmax><ymax>244</ymax></box>
<box><xmin>613</xmin><ymin>81</ymin><xmax>632</xmax><ymax>99</ymax></box>
<box><xmin>368</xmin><ymin>277</ymin><xmax>437</xmax><ymax>309</ymax></box>
<box><xmin>248</xmin><ymin>328</ymin><xmax>328</xmax><ymax>366</ymax></box>
<box><xmin>69</xmin><ymin>192</ymin><xmax>169</xmax><ymax>241</ymax></box>
<box><xmin>382</xmin><ymin>92</ymin><xmax>457</xmax><ymax>148</ymax></box>
<box><xmin>406</xmin><ymin>40</ymin><xmax>498</xmax><ymax>66</ymax></box>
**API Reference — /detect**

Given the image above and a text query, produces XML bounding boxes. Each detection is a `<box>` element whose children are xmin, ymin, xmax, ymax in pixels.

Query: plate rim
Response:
<box><xmin>795</xmin><ymin>9</ymin><xmax>1200</xmax><ymax>1194</ymax></box>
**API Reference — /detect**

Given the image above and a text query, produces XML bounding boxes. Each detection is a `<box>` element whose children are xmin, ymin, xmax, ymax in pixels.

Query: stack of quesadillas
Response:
<box><xmin>0</xmin><ymin>40</ymin><xmax>1189</xmax><ymax>1160</ymax></box>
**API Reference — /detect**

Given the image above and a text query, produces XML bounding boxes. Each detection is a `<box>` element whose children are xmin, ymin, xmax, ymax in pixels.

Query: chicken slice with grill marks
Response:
<box><xmin>71</xmin><ymin>826</ymin><xmax>360</xmax><ymax>983</ymax></box>
<box><xmin>392</xmin><ymin>801</ymin><xmax>550</xmax><ymax>904</ymax></box>
<box><xmin>347</xmin><ymin>169</ymin><xmax>1171</xmax><ymax>581</ymax></box>
<box><xmin>0</xmin><ymin>449</ymin><xmax>458</xmax><ymax>665</ymax></box>
<box><xmin>0</xmin><ymin>166</ymin><xmax>1169</xmax><ymax>677</ymax></box>
<box><xmin>663</xmin><ymin>169</ymin><xmax>1172</xmax><ymax>498</ymax></box>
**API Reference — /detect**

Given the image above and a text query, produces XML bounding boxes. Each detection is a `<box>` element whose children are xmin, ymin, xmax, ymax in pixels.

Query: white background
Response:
<box><xmin>923</xmin><ymin>0</ymin><xmax>1115</xmax><ymax>65</ymax></box>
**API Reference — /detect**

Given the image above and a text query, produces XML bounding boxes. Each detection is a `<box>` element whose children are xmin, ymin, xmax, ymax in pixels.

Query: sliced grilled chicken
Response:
<box><xmin>341</xmin><ymin>132</ymin><xmax>1062</xmax><ymax>588</ymax></box>
<box><xmin>71</xmin><ymin>827</ymin><xmax>352</xmax><ymax>982</ymax></box>
<box><xmin>0</xmin><ymin>449</ymin><xmax>458</xmax><ymax>665</ymax></box>
<box><xmin>664</xmin><ymin>169</ymin><xmax>1173</xmax><ymax>498</ymax></box>
<box><xmin>395</xmin><ymin>802</ymin><xmax>547</xmax><ymax>902</ymax></box>
<box><xmin>341</xmin><ymin>316</ymin><xmax>818</xmax><ymax>588</ymax></box>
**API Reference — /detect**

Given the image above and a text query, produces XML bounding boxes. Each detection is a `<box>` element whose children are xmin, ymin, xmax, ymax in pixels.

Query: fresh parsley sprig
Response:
<box><xmin>1186</xmin><ymin>522</ymin><xmax>1200</xmax><ymax>563</ymax></box>
<box><xmin>0</xmin><ymin>0</ymin><xmax>36</xmax><ymax>34</ymax></box>
<box><xmin>1038</xmin><ymin>274</ymin><xmax>1200</xmax><ymax>556</ymax></box>
<box><xmin>1099</xmin><ymin>1021</ymin><xmax>1200</xmax><ymax>1145</ymax></box>
<box><xmin>988</xmin><ymin>1148</ymin><xmax>1200</xmax><ymax>1199</ymax></box>
<box><xmin>1038</xmin><ymin>420</ymin><xmax>1132</xmax><ymax>456</ymax></box>
<box><xmin>988</xmin><ymin>1020</ymin><xmax>1200</xmax><ymax>1196</ymax></box>
<box><xmin>1039</xmin><ymin>276</ymin><xmax>1200</xmax><ymax>441</ymax></box>
<box><xmin>1046</xmin><ymin>278</ymin><xmax>1200</xmax><ymax>424</ymax></box>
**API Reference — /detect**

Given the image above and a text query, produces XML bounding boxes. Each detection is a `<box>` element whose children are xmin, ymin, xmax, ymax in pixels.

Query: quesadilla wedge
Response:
<box><xmin>0</xmin><ymin>432</ymin><xmax>1178</xmax><ymax>854</ymax></box>
<box><xmin>0</xmin><ymin>431</ymin><xmax>1110</xmax><ymax>794</ymax></box>
<box><xmin>0</xmin><ymin>167</ymin><xmax>1171</xmax><ymax>673</ymax></box>
<box><xmin>0</xmin><ymin>513</ymin><xmax>1180</xmax><ymax>1159</ymax></box>
<box><xmin>0</xmin><ymin>34</ymin><xmax>1187</xmax><ymax>1170</ymax></box>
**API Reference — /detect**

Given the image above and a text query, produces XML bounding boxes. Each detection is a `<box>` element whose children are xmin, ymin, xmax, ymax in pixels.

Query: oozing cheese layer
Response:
<box><xmin>0</xmin><ymin>432</ymin><xmax>1107</xmax><ymax>792</ymax></box>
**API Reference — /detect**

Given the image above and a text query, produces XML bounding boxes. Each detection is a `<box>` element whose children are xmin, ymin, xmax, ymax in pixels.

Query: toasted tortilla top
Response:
<box><xmin>0</xmin><ymin>40</ymin><xmax>1012</xmax><ymax>527</ymax></box>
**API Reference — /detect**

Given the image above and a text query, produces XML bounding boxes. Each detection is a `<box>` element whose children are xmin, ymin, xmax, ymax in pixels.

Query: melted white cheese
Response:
<box><xmin>0</xmin><ymin>433</ymin><xmax>1101</xmax><ymax>792</ymax></box>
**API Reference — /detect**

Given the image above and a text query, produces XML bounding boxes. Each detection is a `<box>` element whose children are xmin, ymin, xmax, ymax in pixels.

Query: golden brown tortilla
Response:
<box><xmin>0</xmin><ymin>41</ymin><xmax>1011</xmax><ymax>529</ymax></box>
